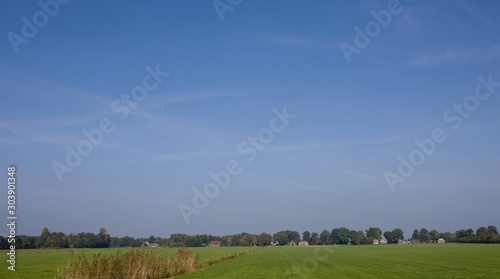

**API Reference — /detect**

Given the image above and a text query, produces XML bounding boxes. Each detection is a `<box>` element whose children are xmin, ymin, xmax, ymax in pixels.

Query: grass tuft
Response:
<box><xmin>55</xmin><ymin>249</ymin><xmax>198</xmax><ymax>279</ymax></box>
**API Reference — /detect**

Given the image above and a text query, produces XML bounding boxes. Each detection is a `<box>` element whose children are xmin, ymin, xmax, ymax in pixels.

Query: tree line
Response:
<box><xmin>0</xmin><ymin>227</ymin><xmax>112</xmax><ymax>249</ymax></box>
<box><xmin>1</xmin><ymin>225</ymin><xmax>498</xmax><ymax>249</ymax></box>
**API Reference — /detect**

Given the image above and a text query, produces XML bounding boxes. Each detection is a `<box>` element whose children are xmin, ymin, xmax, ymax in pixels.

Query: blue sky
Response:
<box><xmin>1</xmin><ymin>0</ymin><xmax>499</xmax><ymax>238</ymax></box>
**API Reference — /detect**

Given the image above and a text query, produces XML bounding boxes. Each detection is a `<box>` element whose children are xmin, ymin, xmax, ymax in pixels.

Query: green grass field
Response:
<box><xmin>0</xmin><ymin>247</ymin><xmax>251</xmax><ymax>279</ymax></box>
<box><xmin>1</xmin><ymin>244</ymin><xmax>499</xmax><ymax>278</ymax></box>
<box><xmin>179</xmin><ymin>244</ymin><xmax>500</xmax><ymax>279</ymax></box>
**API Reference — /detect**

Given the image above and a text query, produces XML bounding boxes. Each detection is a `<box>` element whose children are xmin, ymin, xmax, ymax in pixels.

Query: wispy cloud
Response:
<box><xmin>267</xmin><ymin>36</ymin><xmax>337</xmax><ymax>49</ymax></box>
<box><xmin>318</xmin><ymin>161</ymin><xmax>382</xmax><ymax>181</ymax></box>
<box><xmin>137</xmin><ymin>87</ymin><xmax>255</xmax><ymax>113</ymax></box>
<box><xmin>268</xmin><ymin>134</ymin><xmax>405</xmax><ymax>152</ymax></box>
<box><xmin>0</xmin><ymin>67</ymin><xmax>112</xmax><ymax>108</ymax></box>
<box><xmin>153</xmin><ymin>90</ymin><xmax>225</xmax><ymax>106</ymax></box>
<box><xmin>275</xmin><ymin>178</ymin><xmax>343</xmax><ymax>194</ymax></box>
<box><xmin>34</xmin><ymin>115</ymin><xmax>99</xmax><ymax>128</ymax></box>
<box><xmin>0</xmin><ymin>119</ymin><xmax>80</xmax><ymax>146</ymax></box>
<box><xmin>408</xmin><ymin>44</ymin><xmax>500</xmax><ymax>67</ymax></box>
<box><xmin>452</xmin><ymin>1</ymin><xmax>500</xmax><ymax>28</ymax></box>
<box><xmin>0</xmin><ymin>67</ymin><xmax>115</xmax><ymax>147</ymax></box>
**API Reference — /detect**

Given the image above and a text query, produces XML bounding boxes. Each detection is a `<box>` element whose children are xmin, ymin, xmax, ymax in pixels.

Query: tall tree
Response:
<box><xmin>419</xmin><ymin>228</ymin><xmax>429</xmax><ymax>243</ymax></box>
<box><xmin>310</xmin><ymin>232</ymin><xmax>319</xmax><ymax>245</ymax></box>
<box><xmin>320</xmin><ymin>230</ymin><xmax>331</xmax><ymax>245</ymax></box>
<box><xmin>350</xmin><ymin>230</ymin><xmax>367</xmax><ymax>245</ymax></box>
<box><xmin>222</xmin><ymin>235</ymin><xmax>232</xmax><ymax>247</ymax></box>
<box><xmin>257</xmin><ymin>233</ymin><xmax>272</xmax><ymax>246</ymax></box>
<box><xmin>456</xmin><ymin>229</ymin><xmax>474</xmax><ymax>243</ymax></box>
<box><xmin>36</xmin><ymin>227</ymin><xmax>51</xmax><ymax>248</ymax></box>
<box><xmin>487</xmin><ymin>225</ymin><xmax>499</xmax><ymax>243</ymax></box>
<box><xmin>330</xmin><ymin>227</ymin><xmax>350</xmax><ymax>245</ymax></box>
<box><xmin>384</xmin><ymin>228</ymin><xmax>404</xmax><ymax>244</ymax></box>
<box><xmin>98</xmin><ymin>227</ymin><xmax>111</xmax><ymax>248</ymax></box>
<box><xmin>184</xmin><ymin>235</ymin><xmax>201</xmax><ymax>247</ymax></box>
<box><xmin>148</xmin><ymin>235</ymin><xmax>156</xmax><ymax>243</ymax></box>
<box><xmin>365</xmin><ymin>227</ymin><xmax>382</xmax><ymax>241</ymax></box>
<box><xmin>429</xmin><ymin>230</ymin><xmax>439</xmax><ymax>242</ymax></box>
<box><xmin>0</xmin><ymin>236</ymin><xmax>8</xmax><ymax>249</ymax></box>
<box><xmin>274</xmin><ymin>230</ymin><xmax>300</xmax><ymax>245</ymax></box>
<box><xmin>288</xmin><ymin>231</ymin><xmax>301</xmax><ymax>244</ymax></box>
<box><xmin>249</xmin><ymin>234</ymin><xmax>258</xmax><ymax>246</ymax></box>
<box><xmin>439</xmin><ymin>232</ymin><xmax>455</xmax><ymax>243</ymax></box>
<box><xmin>411</xmin><ymin>229</ymin><xmax>420</xmax><ymax>242</ymax></box>
<box><xmin>487</xmin><ymin>225</ymin><xmax>499</xmax><ymax>235</ymax></box>
<box><xmin>302</xmin><ymin>231</ymin><xmax>311</xmax><ymax>243</ymax></box>
<box><xmin>275</xmin><ymin>231</ymin><xmax>288</xmax><ymax>246</ymax></box>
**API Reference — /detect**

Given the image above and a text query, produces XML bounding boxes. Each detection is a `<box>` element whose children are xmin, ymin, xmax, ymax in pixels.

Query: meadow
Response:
<box><xmin>0</xmin><ymin>247</ymin><xmax>251</xmax><ymax>278</ymax></box>
<box><xmin>180</xmin><ymin>244</ymin><xmax>500</xmax><ymax>279</ymax></box>
<box><xmin>1</xmin><ymin>244</ymin><xmax>499</xmax><ymax>278</ymax></box>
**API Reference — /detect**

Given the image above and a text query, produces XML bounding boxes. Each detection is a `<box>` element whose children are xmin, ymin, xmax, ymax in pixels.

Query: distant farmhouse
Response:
<box><xmin>141</xmin><ymin>242</ymin><xmax>159</xmax><ymax>248</ymax></box>
<box><xmin>298</xmin><ymin>240</ymin><xmax>309</xmax><ymax>246</ymax></box>
<box><xmin>373</xmin><ymin>239</ymin><xmax>387</xmax><ymax>245</ymax></box>
<box><xmin>438</xmin><ymin>238</ymin><xmax>446</xmax><ymax>244</ymax></box>
<box><xmin>208</xmin><ymin>240</ymin><xmax>221</xmax><ymax>247</ymax></box>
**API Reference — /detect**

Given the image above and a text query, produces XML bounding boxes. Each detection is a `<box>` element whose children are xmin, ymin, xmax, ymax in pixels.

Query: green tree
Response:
<box><xmin>0</xmin><ymin>236</ymin><xmax>8</xmax><ymax>249</ymax></box>
<box><xmin>36</xmin><ymin>228</ymin><xmax>50</xmax><ymax>248</ymax></box>
<box><xmin>487</xmin><ymin>225</ymin><xmax>498</xmax><ymax>235</ymax></box>
<box><xmin>456</xmin><ymin>229</ymin><xmax>474</xmax><ymax>243</ymax></box>
<box><xmin>429</xmin><ymin>230</ymin><xmax>439</xmax><ymax>242</ymax></box>
<box><xmin>330</xmin><ymin>227</ymin><xmax>350</xmax><ymax>245</ymax></box>
<box><xmin>411</xmin><ymin>229</ymin><xmax>420</xmax><ymax>242</ymax></box>
<box><xmin>168</xmin><ymin>234</ymin><xmax>187</xmax><ymax>247</ymax></box>
<box><xmin>184</xmin><ymin>235</ymin><xmax>201</xmax><ymax>247</ymax></box>
<box><xmin>487</xmin><ymin>225</ymin><xmax>499</xmax><ymax>243</ymax></box>
<box><xmin>231</xmin><ymin>234</ymin><xmax>242</xmax><ymax>246</ymax></box>
<box><xmin>148</xmin><ymin>235</ymin><xmax>156</xmax><ymax>243</ymax></box>
<box><xmin>330</xmin><ymin>228</ymin><xmax>339</xmax><ymax>244</ymax></box>
<box><xmin>249</xmin><ymin>234</ymin><xmax>258</xmax><ymax>246</ymax></box>
<box><xmin>475</xmin><ymin>227</ymin><xmax>489</xmax><ymax>243</ymax></box>
<box><xmin>365</xmin><ymin>227</ymin><xmax>382</xmax><ymax>241</ymax></box>
<box><xmin>275</xmin><ymin>231</ymin><xmax>288</xmax><ymax>246</ymax></box>
<box><xmin>419</xmin><ymin>228</ymin><xmax>429</xmax><ymax>243</ymax></box>
<box><xmin>130</xmin><ymin>239</ymin><xmax>142</xmax><ymax>247</ymax></box>
<box><xmin>310</xmin><ymin>232</ymin><xmax>319</xmax><ymax>245</ymax></box>
<box><xmin>350</xmin><ymin>230</ymin><xmax>367</xmax><ymax>245</ymax></box>
<box><xmin>439</xmin><ymin>232</ymin><xmax>455</xmax><ymax>243</ymax></box>
<box><xmin>98</xmin><ymin>227</ymin><xmax>111</xmax><ymax>248</ymax></box>
<box><xmin>288</xmin><ymin>231</ymin><xmax>301</xmax><ymax>244</ymax></box>
<box><xmin>384</xmin><ymin>228</ymin><xmax>404</xmax><ymax>244</ymax></box>
<box><xmin>257</xmin><ymin>233</ymin><xmax>272</xmax><ymax>246</ymax></box>
<box><xmin>319</xmin><ymin>230</ymin><xmax>331</xmax><ymax>245</ymax></box>
<box><xmin>275</xmin><ymin>230</ymin><xmax>300</xmax><ymax>245</ymax></box>
<box><xmin>18</xmin><ymin>235</ymin><xmax>36</xmax><ymax>249</ymax></box>
<box><xmin>302</xmin><ymin>231</ymin><xmax>311</xmax><ymax>243</ymax></box>
<box><xmin>222</xmin><ymin>235</ymin><xmax>232</xmax><ymax>247</ymax></box>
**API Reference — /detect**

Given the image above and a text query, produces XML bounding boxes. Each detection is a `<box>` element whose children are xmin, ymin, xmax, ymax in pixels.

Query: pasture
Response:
<box><xmin>179</xmin><ymin>244</ymin><xmax>500</xmax><ymax>278</ymax></box>
<box><xmin>1</xmin><ymin>244</ymin><xmax>499</xmax><ymax>278</ymax></box>
<box><xmin>0</xmin><ymin>247</ymin><xmax>251</xmax><ymax>278</ymax></box>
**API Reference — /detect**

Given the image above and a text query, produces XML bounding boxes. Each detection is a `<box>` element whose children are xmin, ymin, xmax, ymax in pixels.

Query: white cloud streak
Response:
<box><xmin>408</xmin><ymin>44</ymin><xmax>500</xmax><ymax>67</ymax></box>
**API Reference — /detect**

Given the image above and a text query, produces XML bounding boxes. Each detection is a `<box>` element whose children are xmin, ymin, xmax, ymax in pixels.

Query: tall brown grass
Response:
<box><xmin>55</xmin><ymin>249</ymin><xmax>198</xmax><ymax>279</ymax></box>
